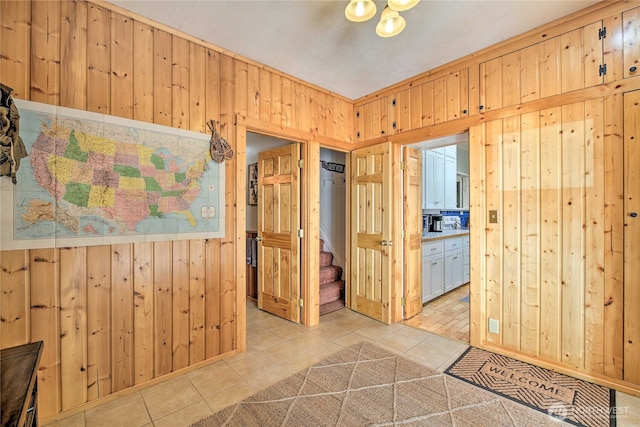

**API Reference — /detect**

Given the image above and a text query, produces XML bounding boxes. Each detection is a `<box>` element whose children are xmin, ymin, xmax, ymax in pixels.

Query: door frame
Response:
<box><xmin>237</xmin><ymin>117</ymin><xmax>341</xmax><ymax>327</ymax></box>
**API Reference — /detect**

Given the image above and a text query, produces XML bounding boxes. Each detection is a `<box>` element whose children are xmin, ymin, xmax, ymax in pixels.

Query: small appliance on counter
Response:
<box><xmin>428</xmin><ymin>214</ymin><xmax>443</xmax><ymax>232</ymax></box>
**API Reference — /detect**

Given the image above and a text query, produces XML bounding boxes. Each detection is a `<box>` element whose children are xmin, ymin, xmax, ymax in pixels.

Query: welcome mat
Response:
<box><xmin>445</xmin><ymin>347</ymin><xmax>615</xmax><ymax>427</ymax></box>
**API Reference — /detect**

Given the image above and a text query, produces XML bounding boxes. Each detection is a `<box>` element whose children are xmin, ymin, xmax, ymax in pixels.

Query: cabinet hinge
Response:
<box><xmin>391</xmin><ymin>98</ymin><xmax>397</xmax><ymax>106</ymax></box>
<box><xmin>298</xmin><ymin>159</ymin><xmax>304</xmax><ymax>168</ymax></box>
<box><xmin>400</xmin><ymin>161</ymin><xmax>406</xmax><ymax>170</ymax></box>
<box><xmin>599</xmin><ymin>27</ymin><xmax>607</xmax><ymax>40</ymax></box>
<box><xmin>401</xmin><ymin>297</ymin><xmax>406</xmax><ymax>306</ymax></box>
<box><xmin>599</xmin><ymin>63</ymin><xmax>607</xmax><ymax>76</ymax></box>
<box><xmin>401</xmin><ymin>229</ymin><xmax>406</xmax><ymax>239</ymax></box>
<box><xmin>392</xmin><ymin>121</ymin><xmax>397</xmax><ymax>129</ymax></box>
<box><xmin>299</xmin><ymin>298</ymin><xmax>304</xmax><ymax>307</ymax></box>
<box><xmin>297</xmin><ymin>229</ymin><xmax>304</xmax><ymax>238</ymax></box>
<box><xmin>356</xmin><ymin>110</ymin><xmax>360</xmax><ymax>118</ymax></box>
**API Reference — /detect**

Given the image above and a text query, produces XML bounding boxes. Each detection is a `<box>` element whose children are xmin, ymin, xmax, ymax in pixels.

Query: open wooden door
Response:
<box><xmin>403</xmin><ymin>147</ymin><xmax>423</xmax><ymax>319</ymax></box>
<box><xmin>257</xmin><ymin>144</ymin><xmax>301</xmax><ymax>323</ymax></box>
<box><xmin>350</xmin><ymin>143</ymin><xmax>393</xmax><ymax>324</ymax></box>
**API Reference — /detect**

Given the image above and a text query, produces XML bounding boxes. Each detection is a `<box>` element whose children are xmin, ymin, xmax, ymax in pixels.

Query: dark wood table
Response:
<box><xmin>1</xmin><ymin>341</ymin><xmax>44</xmax><ymax>427</ymax></box>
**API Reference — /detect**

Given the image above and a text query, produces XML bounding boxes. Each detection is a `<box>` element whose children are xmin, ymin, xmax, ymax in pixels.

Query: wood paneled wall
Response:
<box><xmin>0</xmin><ymin>0</ymin><xmax>353</xmax><ymax>420</ymax></box>
<box><xmin>469</xmin><ymin>98</ymin><xmax>625</xmax><ymax>379</ymax></box>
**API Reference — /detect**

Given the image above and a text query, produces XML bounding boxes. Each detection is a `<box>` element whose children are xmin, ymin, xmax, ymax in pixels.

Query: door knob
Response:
<box><xmin>381</xmin><ymin>240</ymin><xmax>388</xmax><ymax>246</ymax></box>
<box><xmin>631</xmin><ymin>212</ymin><xmax>638</xmax><ymax>218</ymax></box>
<box><xmin>255</xmin><ymin>236</ymin><xmax>263</xmax><ymax>242</ymax></box>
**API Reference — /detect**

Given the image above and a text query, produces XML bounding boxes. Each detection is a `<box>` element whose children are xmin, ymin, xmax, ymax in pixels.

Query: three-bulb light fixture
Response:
<box><xmin>345</xmin><ymin>0</ymin><xmax>420</xmax><ymax>37</ymax></box>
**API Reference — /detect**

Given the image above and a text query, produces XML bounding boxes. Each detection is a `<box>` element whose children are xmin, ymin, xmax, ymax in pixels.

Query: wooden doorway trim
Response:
<box><xmin>236</xmin><ymin>118</ymin><xmax>328</xmax><ymax>326</ymax></box>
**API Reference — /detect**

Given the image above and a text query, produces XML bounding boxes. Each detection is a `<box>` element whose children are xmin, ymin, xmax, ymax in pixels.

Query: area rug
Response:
<box><xmin>445</xmin><ymin>347</ymin><xmax>615</xmax><ymax>427</ymax></box>
<box><xmin>191</xmin><ymin>341</ymin><xmax>571</xmax><ymax>426</ymax></box>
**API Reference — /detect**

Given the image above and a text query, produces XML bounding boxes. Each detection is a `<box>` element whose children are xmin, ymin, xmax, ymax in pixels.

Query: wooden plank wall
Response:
<box><xmin>0</xmin><ymin>0</ymin><xmax>353</xmax><ymax>419</ymax></box>
<box><xmin>472</xmin><ymin>99</ymin><xmax>625</xmax><ymax>379</ymax></box>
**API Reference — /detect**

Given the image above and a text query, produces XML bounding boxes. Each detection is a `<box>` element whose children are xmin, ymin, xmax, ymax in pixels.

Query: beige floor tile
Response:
<box><xmin>140</xmin><ymin>375</ymin><xmax>203</xmax><ymax>420</ymax></box>
<box><xmin>404</xmin><ymin>340</ymin><xmax>464</xmax><ymax>369</ymax></box>
<box><xmin>226</xmin><ymin>349</ymin><xmax>278</xmax><ymax>378</ymax></box>
<box><xmin>395</xmin><ymin>325</ymin><xmax>436</xmax><ymax>342</ymax></box>
<box><xmin>353</xmin><ymin>324</ymin><xmax>396</xmax><ymax>341</ymax></box>
<box><xmin>153</xmin><ymin>400</ymin><xmax>213</xmax><ymax>427</ymax></box>
<box><xmin>374</xmin><ymin>332</ymin><xmax>422</xmax><ymax>354</ymax></box>
<box><xmin>186</xmin><ymin>360</ymin><xmax>245</xmax><ymax>398</ymax></box>
<box><xmin>84</xmin><ymin>392</ymin><xmax>150</xmax><ymax>427</ymax></box>
<box><xmin>309</xmin><ymin>323</ymin><xmax>352</xmax><ymax>340</ymax></box>
<box><xmin>616</xmin><ymin>392</ymin><xmax>640</xmax><ymax>427</ymax></box>
<box><xmin>204</xmin><ymin>382</ymin><xmax>256</xmax><ymax>413</ymax></box>
<box><xmin>331</xmin><ymin>332</ymin><xmax>369</xmax><ymax>348</ymax></box>
<box><xmin>246</xmin><ymin>328</ymin><xmax>286</xmax><ymax>351</ymax></box>
<box><xmin>45</xmin><ymin>412</ymin><xmax>85</xmax><ymax>427</ymax></box>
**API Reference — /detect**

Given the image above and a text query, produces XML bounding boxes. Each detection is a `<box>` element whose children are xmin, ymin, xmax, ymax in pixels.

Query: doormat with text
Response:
<box><xmin>445</xmin><ymin>347</ymin><xmax>615</xmax><ymax>427</ymax></box>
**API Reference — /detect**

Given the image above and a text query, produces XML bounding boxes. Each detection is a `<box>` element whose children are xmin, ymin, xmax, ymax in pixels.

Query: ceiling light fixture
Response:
<box><xmin>376</xmin><ymin>6</ymin><xmax>406</xmax><ymax>38</ymax></box>
<box><xmin>387</xmin><ymin>0</ymin><xmax>420</xmax><ymax>12</ymax></box>
<box><xmin>345</xmin><ymin>0</ymin><xmax>419</xmax><ymax>38</ymax></box>
<box><xmin>345</xmin><ymin>0</ymin><xmax>377</xmax><ymax>22</ymax></box>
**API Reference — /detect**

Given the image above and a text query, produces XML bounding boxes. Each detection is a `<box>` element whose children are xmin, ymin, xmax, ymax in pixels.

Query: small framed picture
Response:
<box><xmin>248</xmin><ymin>163</ymin><xmax>258</xmax><ymax>205</ymax></box>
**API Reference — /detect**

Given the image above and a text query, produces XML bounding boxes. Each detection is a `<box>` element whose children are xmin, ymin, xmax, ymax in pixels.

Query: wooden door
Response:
<box><xmin>257</xmin><ymin>144</ymin><xmax>301</xmax><ymax>323</ymax></box>
<box><xmin>350</xmin><ymin>143</ymin><xmax>392</xmax><ymax>324</ymax></box>
<box><xmin>624</xmin><ymin>90</ymin><xmax>640</xmax><ymax>384</ymax></box>
<box><xmin>403</xmin><ymin>147</ymin><xmax>422</xmax><ymax>319</ymax></box>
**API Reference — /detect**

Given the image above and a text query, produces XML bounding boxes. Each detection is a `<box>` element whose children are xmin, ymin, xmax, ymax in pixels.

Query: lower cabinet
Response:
<box><xmin>422</xmin><ymin>235</ymin><xmax>469</xmax><ymax>304</ymax></box>
<box><xmin>444</xmin><ymin>237</ymin><xmax>464</xmax><ymax>292</ymax></box>
<box><xmin>463</xmin><ymin>235</ymin><xmax>470</xmax><ymax>284</ymax></box>
<box><xmin>422</xmin><ymin>241</ymin><xmax>444</xmax><ymax>303</ymax></box>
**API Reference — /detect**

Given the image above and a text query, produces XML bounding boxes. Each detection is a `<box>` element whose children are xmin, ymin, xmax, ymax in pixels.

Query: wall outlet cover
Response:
<box><xmin>488</xmin><ymin>318</ymin><xmax>499</xmax><ymax>334</ymax></box>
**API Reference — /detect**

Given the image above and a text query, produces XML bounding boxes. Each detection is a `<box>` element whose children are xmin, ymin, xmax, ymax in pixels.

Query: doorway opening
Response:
<box><xmin>319</xmin><ymin>148</ymin><xmax>347</xmax><ymax>316</ymax></box>
<box><xmin>403</xmin><ymin>133</ymin><xmax>471</xmax><ymax>344</ymax></box>
<box><xmin>245</xmin><ymin>131</ymin><xmax>294</xmax><ymax>308</ymax></box>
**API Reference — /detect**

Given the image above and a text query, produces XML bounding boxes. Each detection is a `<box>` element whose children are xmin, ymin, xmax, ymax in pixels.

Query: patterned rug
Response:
<box><xmin>191</xmin><ymin>341</ymin><xmax>572</xmax><ymax>426</ymax></box>
<box><xmin>445</xmin><ymin>347</ymin><xmax>615</xmax><ymax>427</ymax></box>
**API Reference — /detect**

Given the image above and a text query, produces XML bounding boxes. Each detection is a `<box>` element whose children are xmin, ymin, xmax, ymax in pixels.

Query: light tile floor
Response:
<box><xmin>46</xmin><ymin>301</ymin><xmax>640</xmax><ymax>427</ymax></box>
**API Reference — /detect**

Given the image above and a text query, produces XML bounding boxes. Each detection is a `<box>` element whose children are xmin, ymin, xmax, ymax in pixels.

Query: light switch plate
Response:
<box><xmin>489</xmin><ymin>210</ymin><xmax>498</xmax><ymax>224</ymax></box>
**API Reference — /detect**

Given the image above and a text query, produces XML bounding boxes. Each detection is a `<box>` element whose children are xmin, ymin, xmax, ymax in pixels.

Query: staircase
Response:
<box><xmin>319</xmin><ymin>239</ymin><xmax>345</xmax><ymax>316</ymax></box>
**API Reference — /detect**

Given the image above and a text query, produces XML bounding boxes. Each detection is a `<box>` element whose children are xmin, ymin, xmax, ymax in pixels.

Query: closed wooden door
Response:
<box><xmin>257</xmin><ymin>144</ymin><xmax>301</xmax><ymax>323</ymax></box>
<box><xmin>350</xmin><ymin>143</ymin><xmax>392</xmax><ymax>324</ymax></box>
<box><xmin>403</xmin><ymin>147</ymin><xmax>422</xmax><ymax>319</ymax></box>
<box><xmin>624</xmin><ymin>90</ymin><xmax>640</xmax><ymax>384</ymax></box>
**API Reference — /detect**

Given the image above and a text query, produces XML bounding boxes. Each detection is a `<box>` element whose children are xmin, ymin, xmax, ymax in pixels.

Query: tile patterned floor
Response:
<box><xmin>403</xmin><ymin>283</ymin><xmax>471</xmax><ymax>343</ymax></box>
<box><xmin>45</xmin><ymin>301</ymin><xmax>640</xmax><ymax>427</ymax></box>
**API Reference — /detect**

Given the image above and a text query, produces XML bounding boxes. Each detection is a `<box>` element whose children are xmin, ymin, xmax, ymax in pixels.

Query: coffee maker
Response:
<box><xmin>428</xmin><ymin>214</ymin><xmax>443</xmax><ymax>232</ymax></box>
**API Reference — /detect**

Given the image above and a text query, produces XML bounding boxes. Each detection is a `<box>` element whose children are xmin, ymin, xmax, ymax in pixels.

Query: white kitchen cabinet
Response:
<box><xmin>444</xmin><ymin>237</ymin><xmax>464</xmax><ymax>292</ymax></box>
<box><xmin>423</xmin><ymin>147</ymin><xmax>456</xmax><ymax>210</ymax></box>
<box><xmin>423</xmin><ymin>150</ymin><xmax>444</xmax><ymax>209</ymax></box>
<box><xmin>444</xmin><ymin>156</ymin><xmax>457</xmax><ymax>209</ymax></box>
<box><xmin>463</xmin><ymin>235</ymin><xmax>470</xmax><ymax>283</ymax></box>
<box><xmin>422</xmin><ymin>241</ymin><xmax>444</xmax><ymax>303</ymax></box>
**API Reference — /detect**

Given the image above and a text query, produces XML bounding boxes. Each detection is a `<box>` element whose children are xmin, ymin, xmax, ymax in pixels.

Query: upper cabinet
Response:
<box><xmin>354</xmin><ymin>97</ymin><xmax>389</xmax><ymax>141</ymax></box>
<box><xmin>479</xmin><ymin>21</ymin><xmax>605</xmax><ymax>112</ymax></box>
<box><xmin>624</xmin><ymin>7</ymin><xmax>640</xmax><ymax>79</ymax></box>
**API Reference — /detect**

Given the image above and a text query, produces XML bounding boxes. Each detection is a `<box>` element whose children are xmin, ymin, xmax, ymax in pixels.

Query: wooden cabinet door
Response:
<box><xmin>354</xmin><ymin>97</ymin><xmax>388</xmax><ymax>141</ymax></box>
<box><xmin>624</xmin><ymin>90</ymin><xmax>640</xmax><ymax>384</ymax></box>
<box><xmin>403</xmin><ymin>147</ymin><xmax>422</xmax><ymax>319</ymax></box>
<box><xmin>257</xmin><ymin>144</ymin><xmax>301</xmax><ymax>323</ymax></box>
<box><xmin>350</xmin><ymin>142</ymin><xmax>392</xmax><ymax>324</ymax></box>
<box><xmin>623</xmin><ymin>7</ymin><xmax>640</xmax><ymax>79</ymax></box>
<box><xmin>480</xmin><ymin>21</ymin><xmax>604</xmax><ymax>112</ymax></box>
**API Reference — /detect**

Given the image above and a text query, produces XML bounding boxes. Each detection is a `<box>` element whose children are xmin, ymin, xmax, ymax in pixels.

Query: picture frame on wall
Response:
<box><xmin>248</xmin><ymin>163</ymin><xmax>258</xmax><ymax>205</ymax></box>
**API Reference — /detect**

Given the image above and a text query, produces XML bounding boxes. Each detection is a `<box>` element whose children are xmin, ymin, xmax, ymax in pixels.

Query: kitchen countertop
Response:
<box><xmin>422</xmin><ymin>228</ymin><xmax>470</xmax><ymax>242</ymax></box>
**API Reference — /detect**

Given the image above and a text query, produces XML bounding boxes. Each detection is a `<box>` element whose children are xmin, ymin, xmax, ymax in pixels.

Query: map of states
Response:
<box><xmin>0</xmin><ymin>100</ymin><xmax>225</xmax><ymax>250</ymax></box>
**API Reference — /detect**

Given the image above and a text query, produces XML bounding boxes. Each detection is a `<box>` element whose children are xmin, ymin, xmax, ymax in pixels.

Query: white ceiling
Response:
<box><xmin>109</xmin><ymin>0</ymin><xmax>600</xmax><ymax>100</ymax></box>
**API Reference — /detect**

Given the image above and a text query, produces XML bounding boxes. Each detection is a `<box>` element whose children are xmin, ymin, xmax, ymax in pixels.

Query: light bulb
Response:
<box><xmin>355</xmin><ymin>1</ymin><xmax>364</xmax><ymax>16</ymax></box>
<box><xmin>385</xmin><ymin>19</ymin><xmax>394</xmax><ymax>34</ymax></box>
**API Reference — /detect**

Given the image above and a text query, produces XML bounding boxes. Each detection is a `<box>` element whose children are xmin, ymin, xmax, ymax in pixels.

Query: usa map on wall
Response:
<box><xmin>0</xmin><ymin>100</ymin><xmax>225</xmax><ymax>250</ymax></box>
